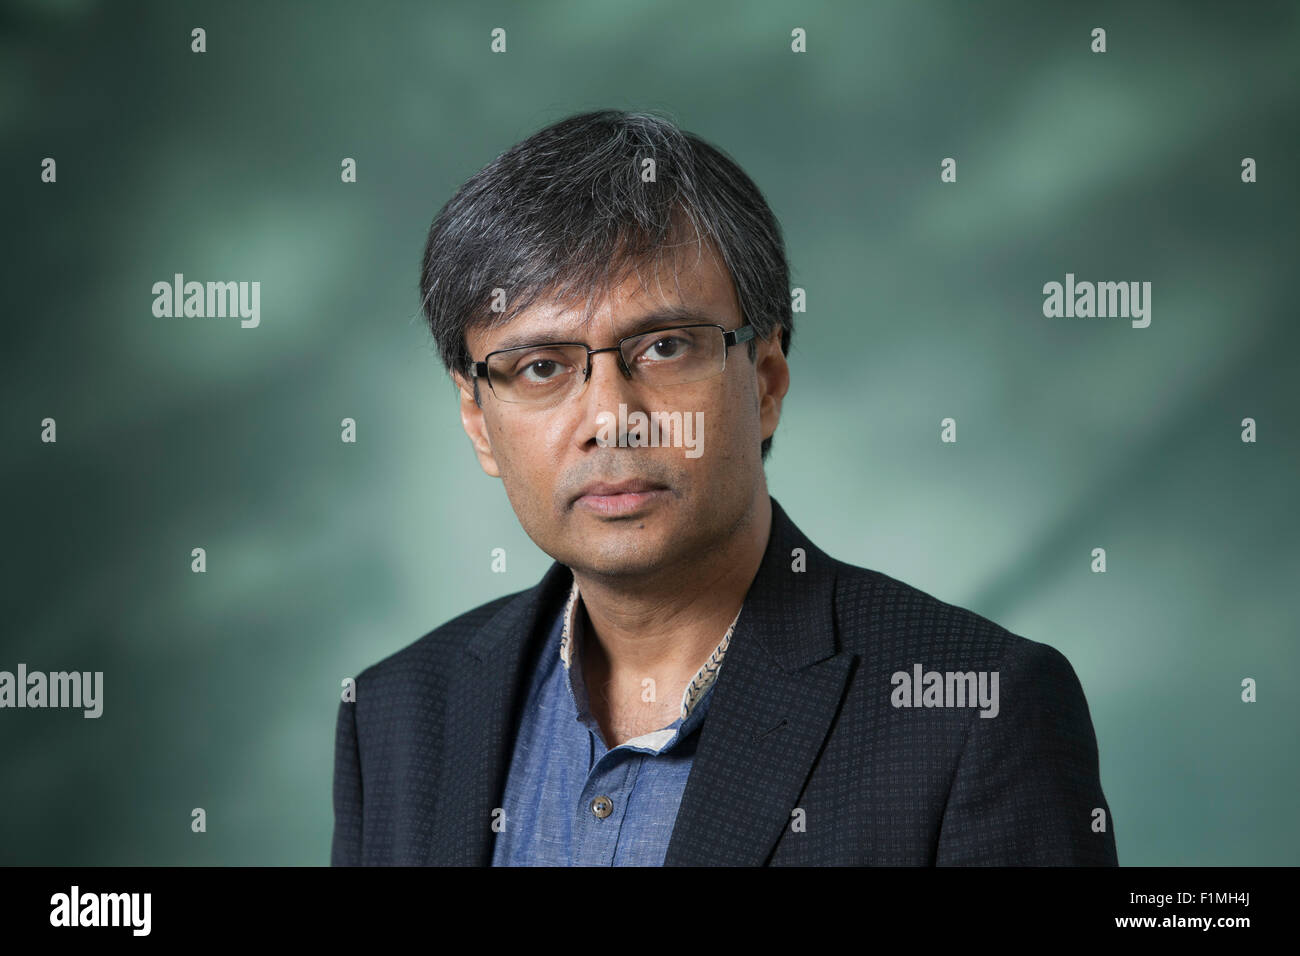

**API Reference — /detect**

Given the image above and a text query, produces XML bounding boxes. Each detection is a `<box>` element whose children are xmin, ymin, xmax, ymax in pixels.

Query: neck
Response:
<box><xmin>573</xmin><ymin>492</ymin><xmax>772</xmax><ymax>681</ymax></box>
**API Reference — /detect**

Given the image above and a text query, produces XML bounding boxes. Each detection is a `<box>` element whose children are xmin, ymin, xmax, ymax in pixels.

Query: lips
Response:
<box><xmin>572</xmin><ymin>482</ymin><xmax>670</xmax><ymax>518</ymax></box>
<box><xmin>573</xmin><ymin>478</ymin><xmax>668</xmax><ymax>501</ymax></box>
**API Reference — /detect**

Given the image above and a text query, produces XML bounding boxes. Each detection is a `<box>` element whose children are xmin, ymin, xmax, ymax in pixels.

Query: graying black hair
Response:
<box><xmin>418</xmin><ymin>108</ymin><xmax>793</xmax><ymax>461</ymax></box>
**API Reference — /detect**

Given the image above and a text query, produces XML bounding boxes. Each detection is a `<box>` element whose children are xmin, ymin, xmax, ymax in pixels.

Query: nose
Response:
<box><xmin>574</xmin><ymin>347</ymin><xmax>645</xmax><ymax>449</ymax></box>
<box><xmin>582</xmin><ymin>345</ymin><xmax>630</xmax><ymax>382</ymax></box>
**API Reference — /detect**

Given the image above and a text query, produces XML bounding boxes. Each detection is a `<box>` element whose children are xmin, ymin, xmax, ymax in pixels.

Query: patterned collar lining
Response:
<box><xmin>557</xmin><ymin>577</ymin><xmax>741</xmax><ymax>722</ymax></box>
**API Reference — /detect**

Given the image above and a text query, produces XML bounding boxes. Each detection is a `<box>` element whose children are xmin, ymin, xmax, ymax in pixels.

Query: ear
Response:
<box><xmin>754</xmin><ymin>332</ymin><xmax>790</xmax><ymax>446</ymax></box>
<box><xmin>453</xmin><ymin>371</ymin><xmax>502</xmax><ymax>478</ymax></box>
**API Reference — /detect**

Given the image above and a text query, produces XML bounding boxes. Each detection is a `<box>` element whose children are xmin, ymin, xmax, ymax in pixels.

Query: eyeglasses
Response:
<box><xmin>469</xmin><ymin>323</ymin><xmax>756</xmax><ymax>407</ymax></box>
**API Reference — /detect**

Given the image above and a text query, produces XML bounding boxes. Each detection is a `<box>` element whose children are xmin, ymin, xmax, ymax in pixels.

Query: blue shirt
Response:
<box><xmin>491</xmin><ymin>575</ymin><xmax>739</xmax><ymax>866</ymax></box>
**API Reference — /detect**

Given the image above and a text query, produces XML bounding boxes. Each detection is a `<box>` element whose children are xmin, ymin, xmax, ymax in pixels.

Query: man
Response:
<box><xmin>331</xmin><ymin>109</ymin><xmax>1118</xmax><ymax>866</ymax></box>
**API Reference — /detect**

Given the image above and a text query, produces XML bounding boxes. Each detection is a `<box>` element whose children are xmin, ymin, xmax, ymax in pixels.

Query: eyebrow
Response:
<box><xmin>487</xmin><ymin>306</ymin><xmax>723</xmax><ymax>353</ymax></box>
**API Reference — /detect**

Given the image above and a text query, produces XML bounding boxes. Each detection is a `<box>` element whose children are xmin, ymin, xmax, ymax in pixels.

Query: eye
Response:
<box><xmin>640</xmin><ymin>335</ymin><xmax>690</xmax><ymax>361</ymax></box>
<box><xmin>507</xmin><ymin>349</ymin><xmax>577</xmax><ymax>385</ymax></box>
<box><xmin>520</xmin><ymin>359</ymin><xmax>561</xmax><ymax>382</ymax></box>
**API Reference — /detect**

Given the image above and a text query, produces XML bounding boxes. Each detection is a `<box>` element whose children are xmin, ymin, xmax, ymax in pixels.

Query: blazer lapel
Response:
<box><xmin>424</xmin><ymin>560</ymin><xmax>573</xmax><ymax>865</ymax></box>
<box><xmin>423</xmin><ymin>496</ymin><xmax>847</xmax><ymax>867</ymax></box>
<box><xmin>664</xmin><ymin>498</ymin><xmax>853</xmax><ymax>866</ymax></box>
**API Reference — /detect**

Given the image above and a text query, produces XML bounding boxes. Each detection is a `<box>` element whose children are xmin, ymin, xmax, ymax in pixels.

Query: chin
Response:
<box><xmin>582</xmin><ymin>557</ymin><xmax>670</xmax><ymax>580</ymax></box>
<box><xmin>568</xmin><ymin>538</ymin><xmax>677</xmax><ymax>579</ymax></box>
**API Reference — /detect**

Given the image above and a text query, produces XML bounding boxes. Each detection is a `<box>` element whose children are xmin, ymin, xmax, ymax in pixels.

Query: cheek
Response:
<box><xmin>708</xmin><ymin>376</ymin><xmax>758</xmax><ymax>460</ymax></box>
<box><xmin>719</xmin><ymin>376</ymin><xmax>756</xmax><ymax>431</ymax></box>
<box><xmin>490</xmin><ymin>415</ymin><xmax>563</xmax><ymax>482</ymax></box>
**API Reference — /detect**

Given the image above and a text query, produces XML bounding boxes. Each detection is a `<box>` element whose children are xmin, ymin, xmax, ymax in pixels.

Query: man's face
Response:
<box><xmin>453</xmin><ymin>243</ymin><xmax>789</xmax><ymax>580</ymax></box>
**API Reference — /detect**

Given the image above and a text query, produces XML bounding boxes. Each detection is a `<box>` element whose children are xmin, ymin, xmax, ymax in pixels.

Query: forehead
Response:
<box><xmin>466</xmin><ymin>240</ymin><xmax>742</xmax><ymax>356</ymax></box>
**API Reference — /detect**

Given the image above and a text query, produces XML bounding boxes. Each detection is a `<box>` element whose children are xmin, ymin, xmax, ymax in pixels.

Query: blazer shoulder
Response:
<box><xmin>829</xmin><ymin>558</ymin><xmax>1046</xmax><ymax>671</ymax></box>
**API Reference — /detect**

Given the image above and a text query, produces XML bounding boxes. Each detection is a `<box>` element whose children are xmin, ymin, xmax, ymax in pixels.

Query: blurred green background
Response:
<box><xmin>2</xmin><ymin>0</ymin><xmax>1297</xmax><ymax>865</ymax></box>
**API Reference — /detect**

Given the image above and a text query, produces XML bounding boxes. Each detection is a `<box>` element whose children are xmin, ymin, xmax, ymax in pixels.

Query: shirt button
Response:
<box><xmin>589</xmin><ymin>795</ymin><xmax>613</xmax><ymax>819</ymax></box>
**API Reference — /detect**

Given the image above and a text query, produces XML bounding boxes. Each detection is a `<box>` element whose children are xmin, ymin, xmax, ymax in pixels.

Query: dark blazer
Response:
<box><xmin>332</xmin><ymin>497</ymin><xmax>1118</xmax><ymax>865</ymax></box>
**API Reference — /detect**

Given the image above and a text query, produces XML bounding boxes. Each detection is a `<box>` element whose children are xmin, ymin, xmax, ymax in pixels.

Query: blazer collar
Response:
<box><xmin>426</xmin><ymin>495</ymin><xmax>851</xmax><ymax>865</ymax></box>
<box><xmin>663</xmin><ymin>496</ymin><xmax>851</xmax><ymax>865</ymax></box>
<box><xmin>460</xmin><ymin>496</ymin><xmax>837</xmax><ymax>670</ymax></box>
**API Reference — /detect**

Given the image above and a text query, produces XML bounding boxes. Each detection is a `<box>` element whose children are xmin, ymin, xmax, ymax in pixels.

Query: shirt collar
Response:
<box><xmin>557</xmin><ymin>575</ymin><xmax>740</xmax><ymax>725</ymax></box>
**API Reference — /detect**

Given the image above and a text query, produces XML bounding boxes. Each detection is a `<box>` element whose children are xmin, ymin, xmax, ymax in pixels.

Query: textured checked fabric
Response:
<box><xmin>332</xmin><ymin>496</ymin><xmax>1118</xmax><ymax>866</ymax></box>
<box><xmin>490</xmin><ymin>575</ymin><xmax>740</xmax><ymax>865</ymax></box>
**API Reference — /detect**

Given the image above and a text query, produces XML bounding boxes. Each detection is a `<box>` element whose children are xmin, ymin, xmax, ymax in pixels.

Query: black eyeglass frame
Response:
<box><xmin>468</xmin><ymin>323</ymin><xmax>756</xmax><ymax>403</ymax></box>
